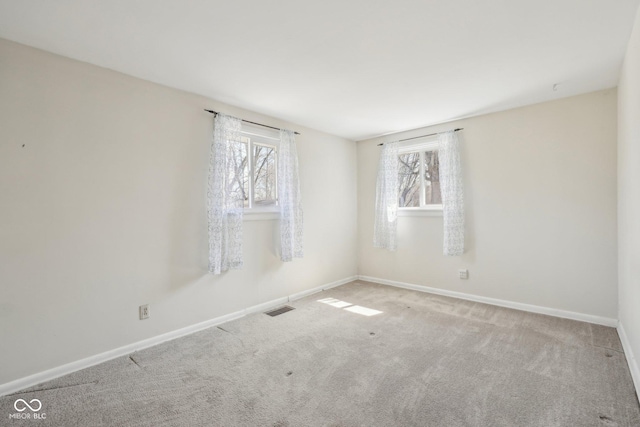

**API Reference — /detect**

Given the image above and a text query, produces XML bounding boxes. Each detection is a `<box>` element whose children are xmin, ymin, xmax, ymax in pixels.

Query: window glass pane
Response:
<box><xmin>253</xmin><ymin>144</ymin><xmax>277</xmax><ymax>206</ymax></box>
<box><xmin>398</xmin><ymin>152</ymin><xmax>421</xmax><ymax>207</ymax></box>
<box><xmin>228</xmin><ymin>141</ymin><xmax>249</xmax><ymax>207</ymax></box>
<box><xmin>424</xmin><ymin>150</ymin><xmax>442</xmax><ymax>205</ymax></box>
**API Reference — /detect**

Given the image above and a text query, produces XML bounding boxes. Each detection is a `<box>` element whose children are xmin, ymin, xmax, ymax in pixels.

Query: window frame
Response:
<box><xmin>398</xmin><ymin>137</ymin><xmax>443</xmax><ymax>214</ymax></box>
<box><xmin>239</xmin><ymin>124</ymin><xmax>280</xmax><ymax>220</ymax></box>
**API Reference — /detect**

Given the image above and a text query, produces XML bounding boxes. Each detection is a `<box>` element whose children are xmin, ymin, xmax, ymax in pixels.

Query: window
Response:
<box><xmin>228</xmin><ymin>123</ymin><xmax>279</xmax><ymax>211</ymax></box>
<box><xmin>398</xmin><ymin>138</ymin><xmax>442</xmax><ymax>210</ymax></box>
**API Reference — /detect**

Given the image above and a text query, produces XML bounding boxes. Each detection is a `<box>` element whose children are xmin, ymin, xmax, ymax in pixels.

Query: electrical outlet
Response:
<box><xmin>139</xmin><ymin>304</ymin><xmax>150</xmax><ymax>320</ymax></box>
<box><xmin>459</xmin><ymin>269</ymin><xmax>469</xmax><ymax>280</ymax></box>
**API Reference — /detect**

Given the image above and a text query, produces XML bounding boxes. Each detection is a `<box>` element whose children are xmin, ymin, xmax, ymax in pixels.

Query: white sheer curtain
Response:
<box><xmin>208</xmin><ymin>113</ymin><xmax>244</xmax><ymax>274</ymax></box>
<box><xmin>373</xmin><ymin>141</ymin><xmax>399</xmax><ymax>251</ymax></box>
<box><xmin>438</xmin><ymin>131</ymin><xmax>464</xmax><ymax>256</ymax></box>
<box><xmin>278</xmin><ymin>129</ymin><xmax>304</xmax><ymax>261</ymax></box>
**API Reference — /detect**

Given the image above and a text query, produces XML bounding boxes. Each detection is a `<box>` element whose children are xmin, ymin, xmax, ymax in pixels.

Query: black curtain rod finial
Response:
<box><xmin>204</xmin><ymin>109</ymin><xmax>300</xmax><ymax>135</ymax></box>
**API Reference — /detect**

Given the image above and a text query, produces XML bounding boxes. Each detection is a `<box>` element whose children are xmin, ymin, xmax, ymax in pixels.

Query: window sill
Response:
<box><xmin>243</xmin><ymin>210</ymin><xmax>279</xmax><ymax>221</ymax></box>
<box><xmin>398</xmin><ymin>208</ymin><xmax>442</xmax><ymax>217</ymax></box>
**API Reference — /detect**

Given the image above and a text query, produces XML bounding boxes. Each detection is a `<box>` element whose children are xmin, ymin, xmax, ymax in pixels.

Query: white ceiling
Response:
<box><xmin>0</xmin><ymin>0</ymin><xmax>638</xmax><ymax>140</ymax></box>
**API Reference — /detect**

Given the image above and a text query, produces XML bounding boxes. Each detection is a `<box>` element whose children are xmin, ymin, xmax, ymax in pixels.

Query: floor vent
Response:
<box><xmin>265</xmin><ymin>306</ymin><xmax>295</xmax><ymax>317</ymax></box>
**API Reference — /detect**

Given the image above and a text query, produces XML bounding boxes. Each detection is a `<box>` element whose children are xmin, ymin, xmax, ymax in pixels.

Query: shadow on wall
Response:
<box><xmin>166</xmin><ymin>110</ymin><xmax>211</xmax><ymax>293</ymax></box>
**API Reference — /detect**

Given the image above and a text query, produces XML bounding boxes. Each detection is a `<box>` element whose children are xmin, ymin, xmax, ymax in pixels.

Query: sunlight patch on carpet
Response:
<box><xmin>317</xmin><ymin>298</ymin><xmax>353</xmax><ymax>308</ymax></box>
<box><xmin>317</xmin><ymin>298</ymin><xmax>383</xmax><ymax>316</ymax></box>
<box><xmin>344</xmin><ymin>305</ymin><xmax>383</xmax><ymax>316</ymax></box>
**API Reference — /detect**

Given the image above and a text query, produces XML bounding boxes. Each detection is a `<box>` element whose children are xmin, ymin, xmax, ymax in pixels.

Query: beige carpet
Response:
<box><xmin>2</xmin><ymin>281</ymin><xmax>639</xmax><ymax>426</ymax></box>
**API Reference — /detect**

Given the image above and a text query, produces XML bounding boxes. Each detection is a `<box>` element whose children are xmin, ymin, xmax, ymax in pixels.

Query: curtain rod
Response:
<box><xmin>377</xmin><ymin>128</ymin><xmax>463</xmax><ymax>146</ymax></box>
<box><xmin>204</xmin><ymin>109</ymin><xmax>301</xmax><ymax>135</ymax></box>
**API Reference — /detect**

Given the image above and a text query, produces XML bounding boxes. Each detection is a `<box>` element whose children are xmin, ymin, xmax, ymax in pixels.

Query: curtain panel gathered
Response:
<box><xmin>373</xmin><ymin>132</ymin><xmax>464</xmax><ymax>256</ymax></box>
<box><xmin>207</xmin><ymin>113</ymin><xmax>244</xmax><ymax>274</ymax></box>
<box><xmin>278</xmin><ymin>129</ymin><xmax>304</xmax><ymax>261</ymax></box>
<box><xmin>208</xmin><ymin>118</ymin><xmax>304</xmax><ymax>273</ymax></box>
<box><xmin>438</xmin><ymin>131</ymin><xmax>464</xmax><ymax>256</ymax></box>
<box><xmin>373</xmin><ymin>141</ymin><xmax>399</xmax><ymax>251</ymax></box>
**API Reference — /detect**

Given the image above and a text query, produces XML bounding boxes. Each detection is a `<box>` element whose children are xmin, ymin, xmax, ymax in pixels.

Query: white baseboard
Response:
<box><xmin>7</xmin><ymin>274</ymin><xmax>617</xmax><ymax>397</ymax></box>
<box><xmin>617</xmin><ymin>321</ymin><xmax>640</xmax><ymax>397</ymax></box>
<box><xmin>244</xmin><ymin>297</ymin><xmax>290</xmax><ymax>316</ymax></box>
<box><xmin>358</xmin><ymin>275</ymin><xmax>618</xmax><ymax>327</ymax></box>
<box><xmin>288</xmin><ymin>276</ymin><xmax>356</xmax><ymax>301</ymax></box>
<box><xmin>0</xmin><ymin>275</ymin><xmax>357</xmax><ymax>397</ymax></box>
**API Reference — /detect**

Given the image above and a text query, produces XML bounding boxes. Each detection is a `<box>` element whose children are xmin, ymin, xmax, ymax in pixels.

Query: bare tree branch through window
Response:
<box><xmin>227</xmin><ymin>136</ymin><xmax>278</xmax><ymax>209</ymax></box>
<box><xmin>398</xmin><ymin>150</ymin><xmax>441</xmax><ymax>208</ymax></box>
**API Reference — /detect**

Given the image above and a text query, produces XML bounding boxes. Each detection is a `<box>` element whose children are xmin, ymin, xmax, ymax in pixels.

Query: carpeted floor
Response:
<box><xmin>2</xmin><ymin>280</ymin><xmax>639</xmax><ymax>426</ymax></box>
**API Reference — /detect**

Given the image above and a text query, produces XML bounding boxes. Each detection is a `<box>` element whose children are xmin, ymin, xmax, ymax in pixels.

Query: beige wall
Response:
<box><xmin>357</xmin><ymin>90</ymin><xmax>618</xmax><ymax>319</ymax></box>
<box><xmin>618</xmin><ymin>6</ymin><xmax>640</xmax><ymax>388</ymax></box>
<box><xmin>0</xmin><ymin>39</ymin><xmax>357</xmax><ymax>385</ymax></box>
